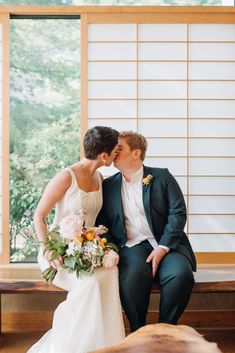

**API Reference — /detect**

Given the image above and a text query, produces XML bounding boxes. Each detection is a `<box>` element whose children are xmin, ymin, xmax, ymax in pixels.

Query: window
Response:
<box><xmin>10</xmin><ymin>17</ymin><xmax>80</xmax><ymax>262</ymax></box>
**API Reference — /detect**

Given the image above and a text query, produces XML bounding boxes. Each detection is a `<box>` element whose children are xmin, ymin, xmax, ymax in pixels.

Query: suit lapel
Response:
<box><xmin>114</xmin><ymin>173</ymin><xmax>126</xmax><ymax>230</ymax></box>
<box><xmin>142</xmin><ymin>165</ymin><xmax>154</xmax><ymax>234</ymax></box>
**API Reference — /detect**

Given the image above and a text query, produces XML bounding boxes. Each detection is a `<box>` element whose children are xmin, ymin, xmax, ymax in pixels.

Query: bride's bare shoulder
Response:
<box><xmin>49</xmin><ymin>168</ymin><xmax>72</xmax><ymax>188</ymax></box>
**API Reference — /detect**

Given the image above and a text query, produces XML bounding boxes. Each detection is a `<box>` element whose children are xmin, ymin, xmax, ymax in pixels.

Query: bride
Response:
<box><xmin>28</xmin><ymin>126</ymin><xmax>125</xmax><ymax>353</ymax></box>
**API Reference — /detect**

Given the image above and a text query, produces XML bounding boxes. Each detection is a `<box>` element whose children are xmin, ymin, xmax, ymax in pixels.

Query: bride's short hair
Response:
<box><xmin>83</xmin><ymin>126</ymin><xmax>119</xmax><ymax>160</ymax></box>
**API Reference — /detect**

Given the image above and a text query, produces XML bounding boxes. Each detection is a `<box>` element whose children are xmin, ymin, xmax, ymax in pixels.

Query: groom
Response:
<box><xmin>97</xmin><ymin>131</ymin><xmax>196</xmax><ymax>332</ymax></box>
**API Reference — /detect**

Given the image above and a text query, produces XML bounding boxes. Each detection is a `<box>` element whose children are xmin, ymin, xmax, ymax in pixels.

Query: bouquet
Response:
<box><xmin>41</xmin><ymin>211</ymin><xmax>119</xmax><ymax>283</ymax></box>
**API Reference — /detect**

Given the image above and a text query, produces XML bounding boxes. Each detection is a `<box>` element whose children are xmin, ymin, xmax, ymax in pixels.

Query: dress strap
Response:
<box><xmin>97</xmin><ymin>171</ymin><xmax>103</xmax><ymax>187</ymax></box>
<box><xmin>64</xmin><ymin>167</ymin><xmax>77</xmax><ymax>188</ymax></box>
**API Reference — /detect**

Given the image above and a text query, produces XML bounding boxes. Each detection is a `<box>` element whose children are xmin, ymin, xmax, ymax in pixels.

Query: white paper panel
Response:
<box><xmin>138</xmin><ymin>43</ymin><xmax>186</xmax><ymax>60</ymax></box>
<box><xmin>139</xmin><ymin>101</ymin><xmax>187</xmax><ymax>119</ymax></box>
<box><xmin>0</xmin><ymin>83</ymin><xmax>2</xmax><ymax>98</ymax></box>
<box><xmin>88</xmin><ymin>24</ymin><xmax>136</xmax><ymax>41</ymax></box>
<box><xmin>88</xmin><ymin>81</ymin><xmax>136</xmax><ymax>99</ymax></box>
<box><xmin>88</xmin><ymin>101</ymin><xmax>136</xmax><ymax>119</ymax></box>
<box><xmin>190</xmin><ymin>234</ymin><xmax>235</xmax><ymax>252</ymax></box>
<box><xmin>139</xmin><ymin>82</ymin><xmax>187</xmax><ymax>99</ymax></box>
<box><xmin>88</xmin><ymin>81</ymin><xmax>137</xmax><ymax>99</ymax></box>
<box><xmin>175</xmin><ymin>176</ymin><xmax>187</xmax><ymax>194</ymax></box>
<box><xmin>189</xmin><ymin>62</ymin><xmax>235</xmax><ymax>80</ymax></box>
<box><xmin>189</xmin><ymin>139</ymin><xmax>235</xmax><ymax>156</ymax></box>
<box><xmin>189</xmin><ymin>177</ymin><xmax>235</xmax><ymax>194</ymax></box>
<box><xmin>98</xmin><ymin>164</ymin><xmax>119</xmax><ymax>177</ymax></box>
<box><xmin>147</xmin><ymin>138</ymin><xmax>186</xmax><ymax>156</ymax></box>
<box><xmin>139</xmin><ymin>119</ymin><xmax>187</xmax><ymax>137</ymax></box>
<box><xmin>0</xmin><ymin>25</ymin><xmax>2</xmax><ymax>41</ymax></box>
<box><xmin>189</xmin><ymin>24</ymin><xmax>235</xmax><ymax>42</ymax></box>
<box><xmin>88</xmin><ymin>62</ymin><xmax>136</xmax><ymax>80</ymax></box>
<box><xmin>88</xmin><ymin>43</ymin><xmax>136</xmax><ymax>61</ymax></box>
<box><xmin>189</xmin><ymin>100</ymin><xmax>235</xmax><ymax>119</ymax></box>
<box><xmin>189</xmin><ymin>158</ymin><xmax>235</xmax><ymax>176</ymax></box>
<box><xmin>189</xmin><ymin>120</ymin><xmax>235</xmax><ymax>137</ymax></box>
<box><xmin>189</xmin><ymin>196</ymin><xmax>235</xmax><ymax>213</ymax></box>
<box><xmin>189</xmin><ymin>43</ymin><xmax>235</xmax><ymax>61</ymax></box>
<box><xmin>145</xmin><ymin>157</ymin><xmax>187</xmax><ymax>175</ymax></box>
<box><xmin>189</xmin><ymin>82</ymin><xmax>235</xmax><ymax>99</ymax></box>
<box><xmin>138</xmin><ymin>24</ymin><xmax>187</xmax><ymax>41</ymax></box>
<box><xmin>189</xmin><ymin>215</ymin><xmax>235</xmax><ymax>233</ymax></box>
<box><xmin>88</xmin><ymin>119</ymin><xmax>137</xmax><ymax>131</ymax></box>
<box><xmin>139</xmin><ymin>62</ymin><xmax>187</xmax><ymax>80</ymax></box>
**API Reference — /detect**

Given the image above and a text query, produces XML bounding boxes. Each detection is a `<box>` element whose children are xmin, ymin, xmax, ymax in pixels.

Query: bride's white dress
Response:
<box><xmin>27</xmin><ymin>168</ymin><xmax>125</xmax><ymax>353</ymax></box>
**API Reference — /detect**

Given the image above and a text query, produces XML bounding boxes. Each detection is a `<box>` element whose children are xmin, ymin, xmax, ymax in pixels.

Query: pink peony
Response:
<box><xmin>59</xmin><ymin>212</ymin><xmax>85</xmax><ymax>240</ymax></box>
<box><xmin>102</xmin><ymin>250</ymin><xmax>119</xmax><ymax>269</ymax></box>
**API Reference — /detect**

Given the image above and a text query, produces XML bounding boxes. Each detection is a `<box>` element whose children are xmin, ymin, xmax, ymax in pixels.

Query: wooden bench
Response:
<box><xmin>1</xmin><ymin>264</ymin><xmax>235</xmax><ymax>333</ymax></box>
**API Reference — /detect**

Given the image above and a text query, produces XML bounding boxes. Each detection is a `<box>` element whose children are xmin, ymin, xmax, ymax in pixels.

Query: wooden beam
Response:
<box><xmin>0</xmin><ymin>6</ymin><xmax>235</xmax><ymax>16</ymax></box>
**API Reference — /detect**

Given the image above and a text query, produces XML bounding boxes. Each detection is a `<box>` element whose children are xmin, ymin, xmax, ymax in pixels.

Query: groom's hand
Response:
<box><xmin>146</xmin><ymin>247</ymin><xmax>168</xmax><ymax>277</ymax></box>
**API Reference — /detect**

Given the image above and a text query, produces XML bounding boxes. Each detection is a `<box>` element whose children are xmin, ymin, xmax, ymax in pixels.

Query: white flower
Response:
<box><xmin>59</xmin><ymin>212</ymin><xmax>85</xmax><ymax>240</ymax></box>
<box><xmin>102</xmin><ymin>250</ymin><xmax>119</xmax><ymax>269</ymax></box>
<box><xmin>66</xmin><ymin>241</ymin><xmax>82</xmax><ymax>256</ymax></box>
<box><xmin>93</xmin><ymin>225</ymin><xmax>108</xmax><ymax>236</ymax></box>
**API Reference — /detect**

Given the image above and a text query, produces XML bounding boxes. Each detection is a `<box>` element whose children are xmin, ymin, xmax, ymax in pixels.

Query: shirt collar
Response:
<box><xmin>122</xmin><ymin>165</ymin><xmax>143</xmax><ymax>185</ymax></box>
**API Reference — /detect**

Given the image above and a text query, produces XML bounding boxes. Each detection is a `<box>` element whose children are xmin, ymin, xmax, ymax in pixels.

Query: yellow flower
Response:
<box><xmin>86</xmin><ymin>232</ymin><xmax>94</xmax><ymax>241</ymax></box>
<box><xmin>143</xmin><ymin>174</ymin><xmax>153</xmax><ymax>186</ymax></box>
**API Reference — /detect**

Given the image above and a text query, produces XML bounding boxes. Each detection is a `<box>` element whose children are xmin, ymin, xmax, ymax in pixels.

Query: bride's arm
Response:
<box><xmin>34</xmin><ymin>171</ymin><xmax>71</xmax><ymax>265</ymax></box>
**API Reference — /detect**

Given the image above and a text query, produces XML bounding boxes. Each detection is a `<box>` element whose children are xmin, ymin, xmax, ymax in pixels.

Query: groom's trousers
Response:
<box><xmin>118</xmin><ymin>240</ymin><xmax>194</xmax><ymax>332</ymax></box>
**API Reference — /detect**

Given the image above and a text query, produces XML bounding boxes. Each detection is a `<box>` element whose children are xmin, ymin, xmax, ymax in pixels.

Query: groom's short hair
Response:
<box><xmin>83</xmin><ymin>126</ymin><xmax>119</xmax><ymax>160</ymax></box>
<box><xmin>119</xmin><ymin>131</ymin><xmax>147</xmax><ymax>161</ymax></box>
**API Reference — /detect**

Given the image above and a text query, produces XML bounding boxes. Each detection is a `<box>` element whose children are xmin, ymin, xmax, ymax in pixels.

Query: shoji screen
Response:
<box><xmin>83</xmin><ymin>16</ymin><xmax>235</xmax><ymax>263</ymax></box>
<box><xmin>188</xmin><ymin>25</ymin><xmax>235</xmax><ymax>257</ymax></box>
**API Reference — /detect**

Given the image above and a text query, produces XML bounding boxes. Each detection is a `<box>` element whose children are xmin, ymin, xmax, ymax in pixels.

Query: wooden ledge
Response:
<box><xmin>0</xmin><ymin>265</ymin><xmax>235</xmax><ymax>294</ymax></box>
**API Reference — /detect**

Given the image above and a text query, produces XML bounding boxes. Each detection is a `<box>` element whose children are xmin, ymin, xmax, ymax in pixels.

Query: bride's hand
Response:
<box><xmin>44</xmin><ymin>249</ymin><xmax>63</xmax><ymax>269</ymax></box>
<box><xmin>102</xmin><ymin>250</ymin><xmax>119</xmax><ymax>269</ymax></box>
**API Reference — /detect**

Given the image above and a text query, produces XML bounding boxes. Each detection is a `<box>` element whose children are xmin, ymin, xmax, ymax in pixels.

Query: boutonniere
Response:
<box><xmin>143</xmin><ymin>174</ymin><xmax>153</xmax><ymax>189</ymax></box>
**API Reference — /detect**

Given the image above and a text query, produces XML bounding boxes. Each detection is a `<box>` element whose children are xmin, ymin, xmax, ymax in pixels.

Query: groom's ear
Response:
<box><xmin>133</xmin><ymin>149</ymin><xmax>141</xmax><ymax>160</ymax></box>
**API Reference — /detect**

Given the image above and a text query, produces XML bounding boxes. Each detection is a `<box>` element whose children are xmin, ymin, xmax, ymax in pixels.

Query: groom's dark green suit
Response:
<box><xmin>97</xmin><ymin>165</ymin><xmax>196</xmax><ymax>331</ymax></box>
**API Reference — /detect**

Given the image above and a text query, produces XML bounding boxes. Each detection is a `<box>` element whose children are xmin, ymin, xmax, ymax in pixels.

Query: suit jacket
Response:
<box><xmin>97</xmin><ymin>165</ymin><xmax>197</xmax><ymax>272</ymax></box>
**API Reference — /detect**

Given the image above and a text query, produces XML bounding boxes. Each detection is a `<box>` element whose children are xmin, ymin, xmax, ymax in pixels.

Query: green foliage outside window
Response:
<box><xmin>10</xmin><ymin>19</ymin><xmax>80</xmax><ymax>262</ymax></box>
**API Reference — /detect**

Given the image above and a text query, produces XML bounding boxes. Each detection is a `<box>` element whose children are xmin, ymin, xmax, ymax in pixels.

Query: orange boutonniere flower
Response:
<box><xmin>143</xmin><ymin>174</ymin><xmax>153</xmax><ymax>188</ymax></box>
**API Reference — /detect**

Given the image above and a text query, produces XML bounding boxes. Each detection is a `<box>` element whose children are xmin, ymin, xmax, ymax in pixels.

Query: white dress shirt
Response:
<box><xmin>121</xmin><ymin>166</ymin><xmax>169</xmax><ymax>252</ymax></box>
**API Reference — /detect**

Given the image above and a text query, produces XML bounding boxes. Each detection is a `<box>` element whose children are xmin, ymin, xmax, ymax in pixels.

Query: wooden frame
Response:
<box><xmin>0</xmin><ymin>13</ymin><xmax>9</xmax><ymax>264</ymax></box>
<box><xmin>0</xmin><ymin>6</ymin><xmax>235</xmax><ymax>264</ymax></box>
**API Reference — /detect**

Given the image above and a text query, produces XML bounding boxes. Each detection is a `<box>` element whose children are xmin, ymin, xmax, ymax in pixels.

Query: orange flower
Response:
<box><xmin>82</xmin><ymin>228</ymin><xmax>87</xmax><ymax>235</ymax></box>
<box><xmin>101</xmin><ymin>238</ymin><xmax>107</xmax><ymax>244</ymax></box>
<box><xmin>86</xmin><ymin>232</ymin><xmax>94</xmax><ymax>241</ymax></box>
<box><xmin>74</xmin><ymin>235</ymin><xmax>84</xmax><ymax>243</ymax></box>
<box><xmin>98</xmin><ymin>240</ymin><xmax>105</xmax><ymax>249</ymax></box>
